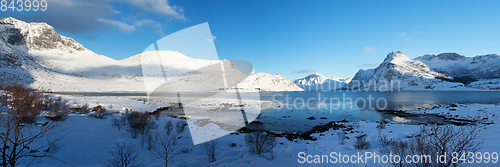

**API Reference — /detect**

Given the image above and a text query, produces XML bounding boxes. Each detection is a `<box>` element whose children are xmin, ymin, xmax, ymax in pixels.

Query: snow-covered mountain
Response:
<box><xmin>347</xmin><ymin>69</ymin><xmax>374</xmax><ymax>89</ymax></box>
<box><xmin>293</xmin><ymin>72</ymin><xmax>350</xmax><ymax>91</ymax></box>
<box><xmin>239</xmin><ymin>73</ymin><xmax>303</xmax><ymax>91</ymax></box>
<box><xmin>0</xmin><ymin>17</ymin><xmax>301</xmax><ymax>92</ymax></box>
<box><xmin>294</xmin><ymin>73</ymin><xmax>328</xmax><ymax>86</ymax></box>
<box><xmin>413</xmin><ymin>53</ymin><xmax>500</xmax><ymax>90</ymax></box>
<box><xmin>414</xmin><ymin>53</ymin><xmax>500</xmax><ymax>80</ymax></box>
<box><xmin>350</xmin><ymin>51</ymin><xmax>463</xmax><ymax>90</ymax></box>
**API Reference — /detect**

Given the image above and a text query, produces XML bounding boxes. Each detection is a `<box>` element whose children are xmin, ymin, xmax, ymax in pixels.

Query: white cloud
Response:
<box><xmin>357</xmin><ymin>61</ymin><xmax>382</xmax><ymax>68</ymax></box>
<box><xmin>133</xmin><ymin>19</ymin><xmax>164</xmax><ymax>36</ymax></box>
<box><xmin>123</xmin><ymin>0</ymin><xmax>185</xmax><ymax>20</ymax></box>
<box><xmin>98</xmin><ymin>18</ymin><xmax>136</xmax><ymax>33</ymax></box>
<box><xmin>292</xmin><ymin>69</ymin><xmax>317</xmax><ymax>74</ymax></box>
<box><xmin>5</xmin><ymin>0</ymin><xmax>118</xmax><ymax>33</ymax></box>
<box><xmin>399</xmin><ymin>32</ymin><xmax>416</xmax><ymax>42</ymax></box>
<box><xmin>6</xmin><ymin>0</ymin><xmax>184</xmax><ymax>35</ymax></box>
<box><xmin>133</xmin><ymin>19</ymin><xmax>155</xmax><ymax>27</ymax></box>
<box><xmin>363</xmin><ymin>47</ymin><xmax>378</xmax><ymax>54</ymax></box>
<box><xmin>206</xmin><ymin>36</ymin><xmax>217</xmax><ymax>42</ymax></box>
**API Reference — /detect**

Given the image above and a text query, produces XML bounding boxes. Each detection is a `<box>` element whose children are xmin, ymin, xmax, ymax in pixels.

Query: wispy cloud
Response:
<box><xmin>123</xmin><ymin>0</ymin><xmax>185</xmax><ymax>20</ymax></box>
<box><xmin>3</xmin><ymin>0</ymin><xmax>185</xmax><ymax>35</ymax></box>
<box><xmin>206</xmin><ymin>36</ymin><xmax>217</xmax><ymax>42</ymax></box>
<box><xmin>4</xmin><ymin>0</ymin><xmax>117</xmax><ymax>33</ymax></box>
<box><xmin>356</xmin><ymin>61</ymin><xmax>382</xmax><ymax>68</ymax></box>
<box><xmin>292</xmin><ymin>69</ymin><xmax>317</xmax><ymax>74</ymax></box>
<box><xmin>399</xmin><ymin>31</ymin><xmax>416</xmax><ymax>42</ymax></box>
<box><xmin>98</xmin><ymin>18</ymin><xmax>136</xmax><ymax>33</ymax></box>
<box><xmin>132</xmin><ymin>19</ymin><xmax>164</xmax><ymax>36</ymax></box>
<box><xmin>363</xmin><ymin>47</ymin><xmax>378</xmax><ymax>54</ymax></box>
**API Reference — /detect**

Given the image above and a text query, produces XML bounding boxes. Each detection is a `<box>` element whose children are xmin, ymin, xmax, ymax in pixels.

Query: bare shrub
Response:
<box><xmin>380</xmin><ymin>138</ymin><xmax>412</xmax><ymax>167</ymax></box>
<box><xmin>245</xmin><ymin>131</ymin><xmax>276</xmax><ymax>157</ymax></box>
<box><xmin>140</xmin><ymin>133</ymin><xmax>158</xmax><ymax>151</ymax></box>
<box><xmin>152</xmin><ymin>134</ymin><xmax>179</xmax><ymax>167</ymax></box>
<box><xmin>337</xmin><ymin>131</ymin><xmax>346</xmax><ymax>145</ymax></box>
<box><xmin>2</xmin><ymin>85</ymin><xmax>42</xmax><ymax>124</ymax></box>
<box><xmin>45</xmin><ymin>110</ymin><xmax>71</xmax><ymax>121</ymax></box>
<box><xmin>129</xmin><ymin>128</ymin><xmax>140</xmax><ymax>138</ymax></box>
<box><xmin>164</xmin><ymin>120</ymin><xmax>173</xmax><ymax>136</ymax></box>
<box><xmin>0</xmin><ymin>84</ymin><xmax>65</xmax><ymax>166</ymax></box>
<box><xmin>79</xmin><ymin>103</ymin><xmax>90</xmax><ymax>114</ymax></box>
<box><xmin>380</xmin><ymin>124</ymin><xmax>483</xmax><ymax>167</ymax></box>
<box><xmin>353</xmin><ymin>135</ymin><xmax>370</xmax><ymax>150</ymax></box>
<box><xmin>44</xmin><ymin>96</ymin><xmax>71</xmax><ymax>121</ymax></box>
<box><xmin>105</xmin><ymin>141</ymin><xmax>141</xmax><ymax>167</ymax></box>
<box><xmin>175</xmin><ymin>119</ymin><xmax>185</xmax><ymax>134</ymax></box>
<box><xmin>126</xmin><ymin>112</ymin><xmax>157</xmax><ymax>138</ymax></box>
<box><xmin>91</xmin><ymin>105</ymin><xmax>108</xmax><ymax>119</ymax></box>
<box><xmin>112</xmin><ymin>116</ymin><xmax>126</xmax><ymax>131</ymax></box>
<box><xmin>377</xmin><ymin>133</ymin><xmax>392</xmax><ymax>147</ymax></box>
<box><xmin>203</xmin><ymin>140</ymin><xmax>218</xmax><ymax>163</ymax></box>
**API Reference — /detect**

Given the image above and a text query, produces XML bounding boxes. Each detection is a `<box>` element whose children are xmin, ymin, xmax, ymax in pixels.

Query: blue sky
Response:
<box><xmin>3</xmin><ymin>0</ymin><xmax>500</xmax><ymax>79</ymax></box>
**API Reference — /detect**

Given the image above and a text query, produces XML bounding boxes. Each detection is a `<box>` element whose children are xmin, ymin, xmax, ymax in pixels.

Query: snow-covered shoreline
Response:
<box><xmin>380</xmin><ymin>103</ymin><xmax>499</xmax><ymax>124</ymax></box>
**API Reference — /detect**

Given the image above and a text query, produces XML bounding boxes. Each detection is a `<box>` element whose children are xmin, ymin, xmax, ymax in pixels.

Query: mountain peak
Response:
<box><xmin>0</xmin><ymin>17</ymin><xmax>87</xmax><ymax>52</ymax></box>
<box><xmin>293</xmin><ymin>72</ymin><xmax>351</xmax><ymax>90</ymax></box>
<box><xmin>307</xmin><ymin>72</ymin><xmax>327</xmax><ymax>79</ymax></box>
<box><xmin>383</xmin><ymin>51</ymin><xmax>410</xmax><ymax>64</ymax></box>
<box><xmin>310</xmin><ymin>72</ymin><xmax>325</xmax><ymax>77</ymax></box>
<box><xmin>416</xmin><ymin>53</ymin><xmax>465</xmax><ymax>61</ymax></box>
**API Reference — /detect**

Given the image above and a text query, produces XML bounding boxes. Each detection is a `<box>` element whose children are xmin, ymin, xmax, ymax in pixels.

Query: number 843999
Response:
<box><xmin>1</xmin><ymin>0</ymin><xmax>47</xmax><ymax>12</ymax></box>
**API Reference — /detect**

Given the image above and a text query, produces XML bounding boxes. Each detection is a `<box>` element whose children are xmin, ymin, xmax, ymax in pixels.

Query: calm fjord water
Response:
<box><xmin>60</xmin><ymin>91</ymin><xmax>500</xmax><ymax>132</ymax></box>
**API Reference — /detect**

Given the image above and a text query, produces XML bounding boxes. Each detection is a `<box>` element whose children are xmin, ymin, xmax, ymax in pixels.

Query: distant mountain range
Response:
<box><xmin>1</xmin><ymin>17</ymin><xmax>499</xmax><ymax>92</ymax></box>
<box><xmin>346</xmin><ymin>51</ymin><xmax>500</xmax><ymax>90</ymax></box>
<box><xmin>296</xmin><ymin>51</ymin><xmax>500</xmax><ymax>91</ymax></box>
<box><xmin>414</xmin><ymin>53</ymin><xmax>500</xmax><ymax>80</ymax></box>
<box><xmin>293</xmin><ymin>72</ymin><xmax>351</xmax><ymax>91</ymax></box>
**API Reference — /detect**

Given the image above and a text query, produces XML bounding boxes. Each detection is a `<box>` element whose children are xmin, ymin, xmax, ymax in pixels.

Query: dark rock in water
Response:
<box><xmin>307</xmin><ymin>116</ymin><xmax>316</xmax><ymax>120</ymax></box>
<box><xmin>339</xmin><ymin>119</ymin><xmax>349</xmax><ymax>122</ymax></box>
<box><xmin>450</xmin><ymin>103</ymin><xmax>458</xmax><ymax>107</ymax></box>
<box><xmin>320</xmin><ymin>117</ymin><xmax>327</xmax><ymax>119</ymax></box>
<box><xmin>239</xmin><ymin>120</ymin><xmax>351</xmax><ymax>141</ymax></box>
<box><xmin>251</xmin><ymin>121</ymin><xmax>264</xmax><ymax>124</ymax></box>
